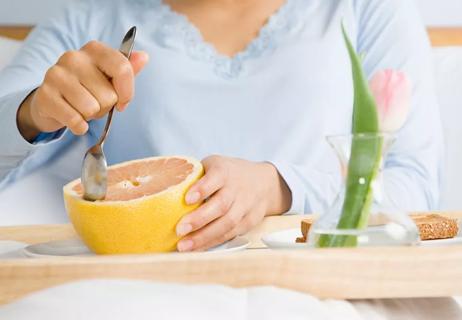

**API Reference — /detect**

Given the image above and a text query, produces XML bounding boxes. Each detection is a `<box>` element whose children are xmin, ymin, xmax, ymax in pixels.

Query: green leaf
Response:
<box><xmin>316</xmin><ymin>24</ymin><xmax>382</xmax><ymax>248</ymax></box>
<box><xmin>341</xmin><ymin>24</ymin><xmax>379</xmax><ymax>134</ymax></box>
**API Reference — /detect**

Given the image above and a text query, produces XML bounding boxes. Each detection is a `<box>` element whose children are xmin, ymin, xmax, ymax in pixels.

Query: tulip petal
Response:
<box><xmin>370</xmin><ymin>70</ymin><xmax>412</xmax><ymax>132</ymax></box>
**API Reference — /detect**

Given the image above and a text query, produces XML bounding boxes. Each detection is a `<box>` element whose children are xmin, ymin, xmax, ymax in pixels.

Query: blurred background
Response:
<box><xmin>0</xmin><ymin>0</ymin><xmax>461</xmax><ymax>26</ymax></box>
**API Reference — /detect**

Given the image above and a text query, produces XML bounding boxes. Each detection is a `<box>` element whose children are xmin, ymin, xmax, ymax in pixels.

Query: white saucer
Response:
<box><xmin>23</xmin><ymin>237</ymin><xmax>250</xmax><ymax>258</ymax></box>
<box><xmin>261</xmin><ymin>228</ymin><xmax>462</xmax><ymax>249</ymax></box>
<box><xmin>207</xmin><ymin>236</ymin><xmax>250</xmax><ymax>253</ymax></box>
<box><xmin>261</xmin><ymin>229</ymin><xmax>309</xmax><ymax>249</ymax></box>
<box><xmin>419</xmin><ymin>235</ymin><xmax>462</xmax><ymax>247</ymax></box>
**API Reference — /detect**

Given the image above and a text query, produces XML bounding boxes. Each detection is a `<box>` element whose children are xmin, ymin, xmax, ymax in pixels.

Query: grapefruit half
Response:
<box><xmin>63</xmin><ymin>156</ymin><xmax>204</xmax><ymax>254</ymax></box>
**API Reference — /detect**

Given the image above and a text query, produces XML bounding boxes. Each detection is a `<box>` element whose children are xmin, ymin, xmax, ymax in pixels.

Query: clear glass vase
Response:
<box><xmin>308</xmin><ymin>133</ymin><xmax>420</xmax><ymax>248</ymax></box>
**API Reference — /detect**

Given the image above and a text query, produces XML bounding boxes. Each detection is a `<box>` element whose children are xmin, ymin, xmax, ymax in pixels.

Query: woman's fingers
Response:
<box><xmin>130</xmin><ymin>51</ymin><xmax>150</xmax><ymax>75</ymax></box>
<box><xmin>193</xmin><ymin>206</ymin><xmax>266</xmax><ymax>252</ymax></box>
<box><xmin>75</xmin><ymin>64</ymin><xmax>119</xmax><ymax>118</ymax></box>
<box><xmin>47</xmin><ymin>66</ymin><xmax>101</xmax><ymax>121</ymax></box>
<box><xmin>185</xmin><ymin>172</ymin><xmax>225</xmax><ymax>205</ymax></box>
<box><xmin>185</xmin><ymin>156</ymin><xmax>226</xmax><ymax>205</ymax></box>
<box><xmin>82</xmin><ymin>41</ymin><xmax>136</xmax><ymax>110</ymax></box>
<box><xmin>191</xmin><ymin>220</ymin><xmax>241</xmax><ymax>252</ymax></box>
<box><xmin>66</xmin><ymin>49</ymin><xmax>148</xmax><ymax>115</ymax></box>
<box><xmin>177</xmin><ymin>189</ymin><xmax>232</xmax><ymax>237</ymax></box>
<box><xmin>177</xmin><ymin>203</ymin><xmax>245</xmax><ymax>252</ymax></box>
<box><xmin>21</xmin><ymin>40</ymin><xmax>149</xmax><ymax>139</ymax></box>
<box><xmin>35</xmin><ymin>85</ymin><xmax>88</xmax><ymax>135</ymax></box>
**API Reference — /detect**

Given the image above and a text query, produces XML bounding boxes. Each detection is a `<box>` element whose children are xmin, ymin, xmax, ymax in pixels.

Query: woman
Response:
<box><xmin>0</xmin><ymin>0</ymin><xmax>443</xmax><ymax>251</ymax></box>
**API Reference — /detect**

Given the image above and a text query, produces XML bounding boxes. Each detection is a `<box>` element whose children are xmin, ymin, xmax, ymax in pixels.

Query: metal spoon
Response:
<box><xmin>81</xmin><ymin>26</ymin><xmax>137</xmax><ymax>201</ymax></box>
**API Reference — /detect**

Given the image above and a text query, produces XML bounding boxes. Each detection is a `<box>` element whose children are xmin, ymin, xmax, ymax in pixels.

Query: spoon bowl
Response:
<box><xmin>81</xmin><ymin>144</ymin><xmax>108</xmax><ymax>201</ymax></box>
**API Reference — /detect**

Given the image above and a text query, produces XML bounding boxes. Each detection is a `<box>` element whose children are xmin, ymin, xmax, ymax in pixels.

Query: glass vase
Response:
<box><xmin>308</xmin><ymin>133</ymin><xmax>420</xmax><ymax>248</ymax></box>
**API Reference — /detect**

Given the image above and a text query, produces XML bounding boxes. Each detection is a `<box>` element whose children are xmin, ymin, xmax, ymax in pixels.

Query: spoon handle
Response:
<box><xmin>97</xmin><ymin>107</ymin><xmax>115</xmax><ymax>146</ymax></box>
<box><xmin>96</xmin><ymin>26</ymin><xmax>137</xmax><ymax>147</ymax></box>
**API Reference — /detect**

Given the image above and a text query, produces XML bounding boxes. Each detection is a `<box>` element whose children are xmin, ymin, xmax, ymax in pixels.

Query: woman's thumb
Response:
<box><xmin>129</xmin><ymin>51</ymin><xmax>149</xmax><ymax>75</ymax></box>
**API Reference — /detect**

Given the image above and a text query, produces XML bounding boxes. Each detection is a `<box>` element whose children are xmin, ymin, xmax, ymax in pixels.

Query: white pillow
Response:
<box><xmin>433</xmin><ymin>47</ymin><xmax>462</xmax><ymax>210</ymax></box>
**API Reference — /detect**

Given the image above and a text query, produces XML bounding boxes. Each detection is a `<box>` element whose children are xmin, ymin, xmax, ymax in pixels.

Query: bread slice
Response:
<box><xmin>296</xmin><ymin>237</ymin><xmax>307</xmax><ymax>243</ymax></box>
<box><xmin>295</xmin><ymin>219</ymin><xmax>312</xmax><ymax>243</ymax></box>
<box><xmin>296</xmin><ymin>214</ymin><xmax>459</xmax><ymax>243</ymax></box>
<box><xmin>411</xmin><ymin>214</ymin><xmax>459</xmax><ymax>240</ymax></box>
<box><xmin>301</xmin><ymin>219</ymin><xmax>312</xmax><ymax>239</ymax></box>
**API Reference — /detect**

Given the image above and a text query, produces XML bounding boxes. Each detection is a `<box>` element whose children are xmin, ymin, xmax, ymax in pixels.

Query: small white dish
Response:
<box><xmin>261</xmin><ymin>228</ymin><xmax>309</xmax><ymax>249</ymax></box>
<box><xmin>23</xmin><ymin>239</ymin><xmax>94</xmax><ymax>258</ymax></box>
<box><xmin>261</xmin><ymin>228</ymin><xmax>462</xmax><ymax>249</ymax></box>
<box><xmin>207</xmin><ymin>236</ymin><xmax>250</xmax><ymax>253</ymax></box>
<box><xmin>23</xmin><ymin>237</ymin><xmax>250</xmax><ymax>258</ymax></box>
<box><xmin>419</xmin><ymin>235</ymin><xmax>462</xmax><ymax>247</ymax></box>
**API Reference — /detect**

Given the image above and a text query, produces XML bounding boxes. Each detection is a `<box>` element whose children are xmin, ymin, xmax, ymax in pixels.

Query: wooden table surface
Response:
<box><xmin>0</xmin><ymin>213</ymin><xmax>461</xmax><ymax>304</ymax></box>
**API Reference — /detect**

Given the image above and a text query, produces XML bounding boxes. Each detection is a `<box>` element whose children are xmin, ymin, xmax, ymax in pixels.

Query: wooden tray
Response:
<box><xmin>0</xmin><ymin>213</ymin><xmax>461</xmax><ymax>304</ymax></box>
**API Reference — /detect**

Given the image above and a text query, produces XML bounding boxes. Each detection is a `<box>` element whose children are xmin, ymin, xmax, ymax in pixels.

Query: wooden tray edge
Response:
<box><xmin>1</xmin><ymin>245</ymin><xmax>462</xmax><ymax>304</ymax></box>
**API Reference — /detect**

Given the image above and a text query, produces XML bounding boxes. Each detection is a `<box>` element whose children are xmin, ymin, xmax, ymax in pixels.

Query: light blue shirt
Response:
<box><xmin>0</xmin><ymin>0</ymin><xmax>444</xmax><ymax>214</ymax></box>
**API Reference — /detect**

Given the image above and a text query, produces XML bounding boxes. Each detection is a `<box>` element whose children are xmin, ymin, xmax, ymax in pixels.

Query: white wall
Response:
<box><xmin>0</xmin><ymin>0</ymin><xmax>461</xmax><ymax>26</ymax></box>
<box><xmin>418</xmin><ymin>0</ymin><xmax>462</xmax><ymax>26</ymax></box>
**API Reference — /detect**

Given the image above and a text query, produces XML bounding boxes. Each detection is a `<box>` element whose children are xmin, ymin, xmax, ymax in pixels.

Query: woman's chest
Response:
<box><xmin>163</xmin><ymin>0</ymin><xmax>288</xmax><ymax>58</ymax></box>
<box><xmin>94</xmin><ymin>0</ymin><xmax>356</xmax><ymax>160</ymax></box>
<box><xmin>128</xmin><ymin>13</ymin><xmax>354</xmax><ymax>129</ymax></box>
<box><xmin>96</xmin><ymin>29</ymin><xmax>353</xmax><ymax>157</ymax></box>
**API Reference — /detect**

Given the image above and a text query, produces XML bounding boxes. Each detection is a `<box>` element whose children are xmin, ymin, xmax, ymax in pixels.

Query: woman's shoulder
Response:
<box><xmin>59</xmin><ymin>0</ymin><xmax>165</xmax><ymax>23</ymax></box>
<box><xmin>352</xmin><ymin>0</ymin><xmax>419</xmax><ymax>21</ymax></box>
<box><xmin>48</xmin><ymin>0</ymin><xmax>166</xmax><ymax>44</ymax></box>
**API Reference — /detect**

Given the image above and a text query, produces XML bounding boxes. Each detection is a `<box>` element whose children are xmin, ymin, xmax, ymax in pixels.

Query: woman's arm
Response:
<box><xmin>354</xmin><ymin>0</ymin><xmax>444</xmax><ymax>210</ymax></box>
<box><xmin>0</xmin><ymin>0</ymin><xmax>148</xmax><ymax>185</ymax></box>
<box><xmin>270</xmin><ymin>0</ymin><xmax>444</xmax><ymax>215</ymax></box>
<box><xmin>0</xmin><ymin>1</ymin><xmax>92</xmax><ymax>183</ymax></box>
<box><xmin>277</xmin><ymin>0</ymin><xmax>444</xmax><ymax>214</ymax></box>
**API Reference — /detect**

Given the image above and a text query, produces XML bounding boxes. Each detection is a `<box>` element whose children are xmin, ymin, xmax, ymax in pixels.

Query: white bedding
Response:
<box><xmin>434</xmin><ymin>47</ymin><xmax>462</xmax><ymax>210</ymax></box>
<box><xmin>0</xmin><ymin>279</ymin><xmax>460</xmax><ymax>320</ymax></box>
<box><xmin>0</xmin><ymin>279</ymin><xmax>363</xmax><ymax>320</ymax></box>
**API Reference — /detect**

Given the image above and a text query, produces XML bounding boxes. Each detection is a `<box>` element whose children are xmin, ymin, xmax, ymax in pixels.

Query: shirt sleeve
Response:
<box><xmin>355</xmin><ymin>0</ymin><xmax>444</xmax><ymax>211</ymax></box>
<box><xmin>0</xmin><ymin>0</ymin><xmax>93</xmax><ymax>183</ymax></box>
<box><xmin>270</xmin><ymin>161</ymin><xmax>340</xmax><ymax>215</ymax></box>
<box><xmin>272</xmin><ymin>0</ymin><xmax>444</xmax><ymax>214</ymax></box>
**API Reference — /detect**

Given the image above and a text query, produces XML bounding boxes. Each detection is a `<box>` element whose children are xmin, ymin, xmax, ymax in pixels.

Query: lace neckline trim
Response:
<box><xmin>132</xmin><ymin>0</ymin><xmax>308</xmax><ymax>78</ymax></box>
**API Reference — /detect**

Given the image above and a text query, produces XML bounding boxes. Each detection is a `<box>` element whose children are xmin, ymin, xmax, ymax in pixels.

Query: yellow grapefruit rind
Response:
<box><xmin>63</xmin><ymin>156</ymin><xmax>204</xmax><ymax>254</ymax></box>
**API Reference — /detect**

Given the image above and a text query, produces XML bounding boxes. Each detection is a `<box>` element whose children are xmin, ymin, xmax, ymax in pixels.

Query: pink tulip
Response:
<box><xmin>369</xmin><ymin>70</ymin><xmax>412</xmax><ymax>132</ymax></box>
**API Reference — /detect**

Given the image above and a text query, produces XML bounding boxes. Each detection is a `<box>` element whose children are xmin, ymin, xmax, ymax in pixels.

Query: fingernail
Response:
<box><xmin>185</xmin><ymin>192</ymin><xmax>200</xmax><ymax>205</ymax></box>
<box><xmin>176</xmin><ymin>223</ymin><xmax>192</xmax><ymax>237</ymax></box>
<box><xmin>140</xmin><ymin>51</ymin><xmax>150</xmax><ymax>61</ymax></box>
<box><xmin>177</xmin><ymin>240</ymin><xmax>194</xmax><ymax>252</ymax></box>
<box><xmin>119</xmin><ymin>103</ymin><xmax>129</xmax><ymax>111</ymax></box>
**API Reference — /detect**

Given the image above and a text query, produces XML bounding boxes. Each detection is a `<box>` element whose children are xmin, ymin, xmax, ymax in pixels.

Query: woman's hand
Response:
<box><xmin>17</xmin><ymin>41</ymin><xmax>149</xmax><ymax>142</ymax></box>
<box><xmin>176</xmin><ymin>155</ymin><xmax>292</xmax><ymax>252</ymax></box>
